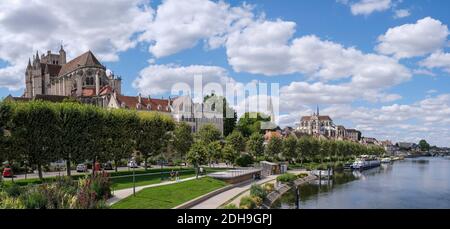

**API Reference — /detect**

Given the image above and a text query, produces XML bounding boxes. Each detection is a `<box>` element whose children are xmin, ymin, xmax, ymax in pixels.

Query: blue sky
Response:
<box><xmin>0</xmin><ymin>0</ymin><xmax>449</xmax><ymax>146</ymax></box>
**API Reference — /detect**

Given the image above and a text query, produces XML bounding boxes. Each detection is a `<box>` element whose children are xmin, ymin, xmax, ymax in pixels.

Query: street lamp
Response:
<box><xmin>131</xmin><ymin>157</ymin><xmax>136</xmax><ymax>196</ymax></box>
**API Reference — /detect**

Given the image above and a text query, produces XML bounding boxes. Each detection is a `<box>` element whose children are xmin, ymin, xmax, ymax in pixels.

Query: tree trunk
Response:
<box><xmin>66</xmin><ymin>160</ymin><xmax>71</xmax><ymax>177</ymax></box>
<box><xmin>196</xmin><ymin>166</ymin><xmax>199</xmax><ymax>179</ymax></box>
<box><xmin>37</xmin><ymin>163</ymin><xmax>43</xmax><ymax>180</ymax></box>
<box><xmin>144</xmin><ymin>155</ymin><xmax>148</xmax><ymax>171</ymax></box>
<box><xmin>115</xmin><ymin>159</ymin><xmax>118</xmax><ymax>173</ymax></box>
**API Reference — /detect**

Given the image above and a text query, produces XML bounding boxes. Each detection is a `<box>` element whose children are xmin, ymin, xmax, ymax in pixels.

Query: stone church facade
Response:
<box><xmin>24</xmin><ymin>46</ymin><xmax>121</xmax><ymax>102</ymax></box>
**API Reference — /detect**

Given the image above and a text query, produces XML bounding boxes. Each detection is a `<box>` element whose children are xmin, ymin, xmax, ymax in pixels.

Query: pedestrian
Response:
<box><xmin>175</xmin><ymin>171</ymin><xmax>179</xmax><ymax>181</ymax></box>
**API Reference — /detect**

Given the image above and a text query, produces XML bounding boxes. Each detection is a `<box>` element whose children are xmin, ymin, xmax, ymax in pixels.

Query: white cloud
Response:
<box><xmin>133</xmin><ymin>64</ymin><xmax>234</xmax><ymax>96</ymax></box>
<box><xmin>349</xmin><ymin>0</ymin><xmax>392</xmax><ymax>16</ymax></box>
<box><xmin>376</xmin><ymin>17</ymin><xmax>449</xmax><ymax>59</ymax></box>
<box><xmin>419</xmin><ymin>51</ymin><xmax>450</xmax><ymax>73</ymax></box>
<box><xmin>139</xmin><ymin>0</ymin><xmax>253</xmax><ymax>58</ymax></box>
<box><xmin>0</xmin><ymin>0</ymin><xmax>153</xmax><ymax>90</ymax></box>
<box><xmin>394</xmin><ymin>9</ymin><xmax>411</xmax><ymax>19</ymax></box>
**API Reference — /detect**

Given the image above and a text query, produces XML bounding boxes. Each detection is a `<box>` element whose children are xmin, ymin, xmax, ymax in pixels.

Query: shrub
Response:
<box><xmin>90</xmin><ymin>172</ymin><xmax>112</xmax><ymax>200</ymax></box>
<box><xmin>22</xmin><ymin>188</ymin><xmax>47</xmax><ymax>209</ymax></box>
<box><xmin>297</xmin><ymin>173</ymin><xmax>308</xmax><ymax>179</ymax></box>
<box><xmin>0</xmin><ymin>194</ymin><xmax>25</xmax><ymax>209</ymax></box>
<box><xmin>235</xmin><ymin>154</ymin><xmax>254</xmax><ymax>167</ymax></box>
<box><xmin>239</xmin><ymin>195</ymin><xmax>257</xmax><ymax>209</ymax></box>
<box><xmin>263</xmin><ymin>183</ymin><xmax>274</xmax><ymax>193</ymax></box>
<box><xmin>250</xmin><ymin>184</ymin><xmax>267</xmax><ymax>199</ymax></box>
<box><xmin>223</xmin><ymin>203</ymin><xmax>238</xmax><ymax>209</ymax></box>
<box><xmin>4</xmin><ymin>183</ymin><xmax>22</xmax><ymax>197</ymax></box>
<box><xmin>276</xmin><ymin>173</ymin><xmax>297</xmax><ymax>183</ymax></box>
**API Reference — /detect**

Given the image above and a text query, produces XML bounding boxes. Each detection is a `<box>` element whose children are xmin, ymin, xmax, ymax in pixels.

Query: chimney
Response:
<box><xmin>138</xmin><ymin>93</ymin><xmax>142</xmax><ymax>104</ymax></box>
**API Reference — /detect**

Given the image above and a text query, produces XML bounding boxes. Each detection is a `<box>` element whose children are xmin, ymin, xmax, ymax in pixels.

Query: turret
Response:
<box><xmin>27</xmin><ymin>58</ymin><xmax>32</xmax><ymax>70</ymax></box>
<box><xmin>59</xmin><ymin>45</ymin><xmax>66</xmax><ymax>64</ymax></box>
<box><xmin>35</xmin><ymin>51</ymin><xmax>40</xmax><ymax>64</ymax></box>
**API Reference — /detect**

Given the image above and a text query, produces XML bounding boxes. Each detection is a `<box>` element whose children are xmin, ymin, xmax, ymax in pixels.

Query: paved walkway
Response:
<box><xmin>190</xmin><ymin>170</ymin><xmax>309</xmax><ymax>209</ymax></box>
<box><xmin>190</xmin><ymin>175</ymin><xmax>278</xmax><ymax>209</ymax></box>
<box><xmin>107</xmin><ymin>176</ymin><xmax>204</xmax><ymax>205</ymax></box>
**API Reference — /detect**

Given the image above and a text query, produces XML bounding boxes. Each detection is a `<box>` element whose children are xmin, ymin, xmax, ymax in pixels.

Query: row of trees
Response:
<box><xmin>0</xmin><ymin>100</ymin><xmax>174</xmax><ymax>179</ymax></box>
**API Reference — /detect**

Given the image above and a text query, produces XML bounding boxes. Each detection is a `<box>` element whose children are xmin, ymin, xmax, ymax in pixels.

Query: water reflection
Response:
<box><xmin>272</xmin><ymin>157</ymin><xmax>450</xmax><ymax>209</ymax></box>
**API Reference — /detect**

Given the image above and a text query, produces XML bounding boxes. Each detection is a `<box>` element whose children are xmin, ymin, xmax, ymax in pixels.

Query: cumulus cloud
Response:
<box><xmin>139</xmin><ymin>0</ymin><xmax>254</xmax><ymax>58</ymax></box>
<box><xmin>0</xmin><ymin>0</ymin><xmax>152</xmax><ymax>90</ymax></box>
<box><xmin>349</xmin><ymin>0</ymin><xmax>392</xmax><ymax>16</ymax></box>
<box><xmin>419</xmin><ymin>51</ymin><xmax>450</xmax><ymax>73</ymax></box>
<box><xmin>394</xmin><ymin>9</ymin><xmax>411</xmax><ymax>19</ymax></box>
<box><xmin>376</xmin><ymin>17</ymin><xmax>449</xmax><ymax>59</ymax></box>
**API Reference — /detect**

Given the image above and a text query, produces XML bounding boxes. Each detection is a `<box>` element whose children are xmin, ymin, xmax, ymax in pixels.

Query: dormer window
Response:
<box><xmin>157</xmin><ymin>105</ymin><xmax>162</xmax><ymax>110</ymax></box>
<box><xmin>147</xmin><ymin>104</ymin><xmax>152</xmax><ymax>110</ymax></box>
<box><xmin>136</xmin><ymin>104</ymin><xmax>142</xmax><ymax>109</ymax></box>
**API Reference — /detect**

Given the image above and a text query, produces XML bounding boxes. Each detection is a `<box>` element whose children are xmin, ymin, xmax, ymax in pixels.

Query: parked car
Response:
<box><xmin>2</xmin><ymin>167</ymin><xmax>13</xmax><ymax>178</ymax></box>
<box><xmin>128</xmin><ymin>161</ymin><xmax>138</xmax><ymax>168</ymax></box>
<box><xmin>103</xmin><ymin>162</ymin><xmax>113</xmax><ymax>170</ymax></box>
<box><xmin>76</xmin><ymin>164</ymin><xmax>88</xmax><ymax>172</ymax></box>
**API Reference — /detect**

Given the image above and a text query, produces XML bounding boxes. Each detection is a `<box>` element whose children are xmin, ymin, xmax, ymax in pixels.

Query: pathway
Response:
<box><xmin>190</xmin><ymin>170</ymin><xmax>308</xmax><ymax>209</ymax></box>
<box><xmin>107</xmin><ymin>176</ymin><xmax>204</xmax><ymax>205</ymax></box>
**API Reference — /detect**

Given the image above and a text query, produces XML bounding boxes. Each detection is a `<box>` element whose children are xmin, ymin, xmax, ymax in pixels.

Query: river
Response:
<box><xmin>272</xmin><ymin>157</ymin><xmax>450</xmax><ymax>209</ymax></box>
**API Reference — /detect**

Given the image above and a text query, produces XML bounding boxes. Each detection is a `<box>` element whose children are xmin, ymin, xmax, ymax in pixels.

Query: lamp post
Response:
<box><xmin>132</xmin><ymin>157</ymin><xmax>136</xmax><ymax>196</ymax></box>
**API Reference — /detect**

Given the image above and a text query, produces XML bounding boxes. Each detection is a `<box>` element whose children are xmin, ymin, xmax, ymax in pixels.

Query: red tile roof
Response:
<box><xmin>116</xmin><ymin>95</ymin><xmax>171</xmax><ymax>112</ymax></box>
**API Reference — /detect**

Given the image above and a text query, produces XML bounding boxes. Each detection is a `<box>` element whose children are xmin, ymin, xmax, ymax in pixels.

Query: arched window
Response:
<box><xmin>136</xmin><ymin>104</ymin><xmax>142</xmax><ymax>109</ymax></box>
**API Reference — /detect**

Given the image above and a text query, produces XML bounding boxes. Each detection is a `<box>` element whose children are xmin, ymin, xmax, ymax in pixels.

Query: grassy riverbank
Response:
<box><xmin>112</xmin><ymin>177</ymin><xmax>227</xmax><ymax>209</ymax></box>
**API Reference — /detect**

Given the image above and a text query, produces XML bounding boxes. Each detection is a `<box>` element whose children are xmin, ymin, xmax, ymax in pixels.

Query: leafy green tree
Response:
<box><xmin>246</xmin><ymin>132</ymin><xmax>264</xmax><ymax>158</ymax></box>
<box><xmin>223</xmin><ymin>143</ymin><xmax>238</xmax><ymax>167</ymax></box>
<box><xmin>204</xmin><ymin>94</ymin><xmax>237</xmax><ymax>137</ymax></box>
<box><xmin>297</xmin><ymin>136</ymin><xmax>312</xmax><ymax>165</ymax></box>
<box><xmin>418</xmin><ymin>139</ymin><xmax>430</xmax><ymax>152</ymax></box>
<box><xmin>226</xmin><ymin>131</ymin><xmax>246</xmax><ymax>153</ymax></box>
<box><xmin>282</xmin><ymin>135</ymin><xmax>297</xmax><ymax>163</ymax></box>
<box><xmin>186</xmin><ymin>141</ymin><xmax>208</xmax><ymax>178</ymax></box>
<box><xmin>310</xmin><ymin>137</ymin><xmax>321</xmax><ymax>162</ymax></box>
<box><xmin>206</xmin><ymin>141</ymin><xmax>222</xmax><ymax>166</ymax></box>
<box><xmin>265</xmin><ymin>136</ymin><xmax>282</xmax><ymax>159</ymax></box>
<box><xmin>236</xmin><ymin>112</ymin><xmax>270</xmax><ymax>137</ymax></box>
<box><xmin>172</xmin><ymin>122</ymin><xmax>194</xmax><ymax>166</ymax></box>
<box><xmin>103</xmin><ymin>109</ymin><xmax>139</xmax><ymax>172</ymax></box>
<box><xmin>9</xmin><ymin>101</ymin><xmax>60</xmax><ymax>179</ymax></box>
<box><xmin>136</xmin><ymin>112</ymin><xmax>175</xmax><ymax>170</ymax></box>
<box><xmin>55</xmin><ymin>102</ymin><xmax>88</xmax><ymax>176</ymax></box>
<box><xmin>196</xmin><ymin>124</ymin><xmax>222</xmax><ymax>144</ymax></box>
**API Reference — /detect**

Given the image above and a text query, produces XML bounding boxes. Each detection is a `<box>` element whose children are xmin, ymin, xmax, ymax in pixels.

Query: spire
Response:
<box><xmin>27</xmin><ymin>58</ymin><xmax>31</xmax><ymax>69</ymax></box>
<box><xmin>317</xmin><ymin>105</ymin><xmax>319</xmax><ymax>116</ymax></box>
<box><xmin>35</xmin><ymin>51</ymin><xmax>40</xmax><ymax>62</ymax></box>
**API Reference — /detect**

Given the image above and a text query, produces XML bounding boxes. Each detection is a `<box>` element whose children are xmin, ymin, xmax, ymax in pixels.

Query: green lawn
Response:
<box><xmin>110</xmin><ymin>168</ymin><xmax>226</xmax><ymax>190</ymax></box>
<box><xmin>4</xmin><ymin>167</ymin><xmax>227</xmax><ymax>191</ymax></box>
<box><xmin>112</xmin><ymin>177</ymin><xmax>227</xmax><ymax>209</ymax></box>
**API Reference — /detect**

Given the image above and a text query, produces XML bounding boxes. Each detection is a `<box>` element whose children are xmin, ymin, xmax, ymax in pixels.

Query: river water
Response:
<box><xmin>272</xmin><ymin>157</ymin><xmax>450</xmax><ymax>209</ymax></box>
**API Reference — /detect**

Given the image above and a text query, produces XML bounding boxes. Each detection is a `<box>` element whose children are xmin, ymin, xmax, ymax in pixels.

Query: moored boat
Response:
<box><xmin>381</xmin><ymin>157</ymin><xmax>391</xmax><ymax>163</ymax></box>
<box><xmin>351</xmin><ymin>155</ymin><xmax>381</xmax><ymax>170</ymax></box>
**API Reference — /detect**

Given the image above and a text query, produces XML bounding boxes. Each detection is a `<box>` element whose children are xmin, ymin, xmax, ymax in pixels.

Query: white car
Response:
<box><xmin>76</xmin><ymin>164</ymin><xmax>88</xmax><ymax>172</ymax></box>
<box><xmin>128</xmin><ymin>161</ymin><xmax>138</xmax><ymax>168</ymax></box>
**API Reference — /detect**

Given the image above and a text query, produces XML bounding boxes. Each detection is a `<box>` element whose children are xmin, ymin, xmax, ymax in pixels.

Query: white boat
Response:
<box><xmin>381</xmin><ymin>158</ymin><xmax>391</xmax><ymax>163</ymax></box>
<box><xmin>351</xmin><ymin>156</ymin><xmax>381</xmax><ymax>170</ymax></box>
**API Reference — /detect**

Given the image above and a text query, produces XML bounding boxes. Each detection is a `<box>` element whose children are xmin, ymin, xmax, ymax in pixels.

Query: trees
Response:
<box><xmin>196</xmin><ymin>124</ymin><xmax>222</xmax><ymax>144</ymax></box>
<box><xmin>265</xmin><ymin>136</ymin><xmax>282</xmax><ymax>159</ymax></box>
<box><xmin>136</xmin><ymin>112</ymin><xmax>175</xmax><ymax>170</ymax></box>
<box><xmin>204</xmin><ymin>94</ymin><xmax>237</xmax><ymax>137</ymax></box>
<box><xmin>282</xmin><ymin>135</ymin><xmax>297</xmax><ymax>163</ymax></box>
<box><xmin>172</xmin><ymin>122</ymin><xmax>193</xmax><ymax>166</ymax></box>
<box><xmin>222</xmin><ymin>144</ymin><xmax>238</xmax><ymax>167</ymax></box>
<box><xmin>103</xmin><ymin>109</ymin><xmax>139</xmax><ymax>172</ymax></box>
<box><xmin>296</xmin><ymin>137</ymin><xmax>309</xmax><ymax>165</ymax></box>
<box><xmin>246</xmin><ymin>132</ymin><xmax>264</xmax><ymax>158</ymax></box>
<box><xmin>55</xmin><ymin>102</ymin><xmax>87</xmax><ymax>176</ymax></box>
<box><xmin>206</xmin><ymin>141</ymin><xmax>222</xmax><ymax>166</ymax></box>
<box><xmin>186</xmin><ymin>142</ymin><xmax>208</xmax><ymax>178</ymax></box>
<box><xmin>225</xmin><ymin>131</ymin><xmax>246</xmax><ymax>154</ymax></box>
<box><xmin>236</xmin><ymin>112</ymin><xmax>270</xmax><ymax>137</ymax></box>
<box><xmin>418</xmin><ymin>139</ymin><xmax>430</xmax><ymax>152</ymax></box>
<box><xmin>9</xmin><ymin>101</ymin><xmax>60</xmax><ymax>179</ymax></box>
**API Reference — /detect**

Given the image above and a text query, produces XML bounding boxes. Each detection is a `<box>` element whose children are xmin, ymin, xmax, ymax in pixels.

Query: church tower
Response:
<box><xmin>59</xmin><ymin>45</ymin><xmax>66</xmax><ymax>65</ymax></box>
